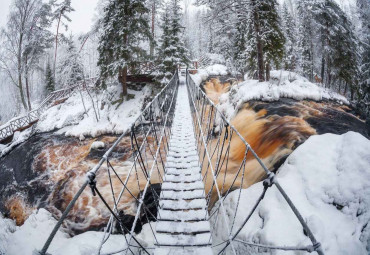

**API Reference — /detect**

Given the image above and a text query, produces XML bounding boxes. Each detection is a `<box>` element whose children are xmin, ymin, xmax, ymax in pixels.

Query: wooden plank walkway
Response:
<box><xmin>154</xmin><ymin>79</ymin><xmax>213</xmax><ymax>255</ymax></box>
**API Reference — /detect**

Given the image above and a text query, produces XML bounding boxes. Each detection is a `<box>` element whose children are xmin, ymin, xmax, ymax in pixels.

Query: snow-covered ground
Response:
<box><xmin>190</xmin><ymin>66</ymin><xmax>350</xmax><ymax>121</ymax></box>
<box><xmin>212</xmin><ymin>131</ymin><xmax>370</xmax><ymax>254</ymax></box>
<box><xmin>219</xmin><ymin>70</ymin><xmax>349</xmax><ymax>120</ymax></box>
<box><xmin>0</xmin><ymin>208</ymin><xmax>156</xmax><ymax>254</ymax></box>
<box><xmin>37</xmin><ymin>84</ymin><xmax>152</xmax><ymax>139</ymax></box>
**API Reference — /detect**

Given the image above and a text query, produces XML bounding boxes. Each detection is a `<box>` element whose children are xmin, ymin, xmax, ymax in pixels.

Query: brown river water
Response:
<box><xmin>0</xmin><ymin>77</ymin><xmax>368</xmax><ymax>235</ymax></box>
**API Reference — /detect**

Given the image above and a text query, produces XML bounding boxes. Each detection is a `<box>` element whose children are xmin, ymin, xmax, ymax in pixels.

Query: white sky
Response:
<box><xmin>0</xmin><ymin>0</ymin><xmax>100</xmax><ymax>35</ymax></box>
<box><xmin>0</xmin><ymin>0</ymin><xmax>356</xmax><ymax>34</ymax></box>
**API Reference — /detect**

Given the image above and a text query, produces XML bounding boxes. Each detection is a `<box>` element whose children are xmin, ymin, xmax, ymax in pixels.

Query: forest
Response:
<box><xmin>0</xmin><ymin>0</ymin><xmax>369</xmax><ymax>124</ymax></box>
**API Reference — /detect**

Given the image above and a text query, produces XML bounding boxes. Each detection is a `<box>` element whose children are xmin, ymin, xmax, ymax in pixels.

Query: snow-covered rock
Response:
<box><xmin>0</xmin><ymin>128</ymin><xmax>33</xmax><ymax>157</ymax></box>
<box><xmin>189</xmin><ymin>64</ymin><xmax>228</xmax><ymax>86</ymax></box>
<box><xmin>90</xmin><ymin>141</ymin><xmax>105</xmax><ymax>150</ymax></box>
<box><xmin>219</xmin><ymin>70</ymin><xmax>349</xmax><ymax>120</ymax></box>
<box><xmin>212</xmin><ymin>131</ymin><xmax>370</xmax><ymax>254</ymax></box>
<box><xmin>205</xmin><ymin>64</ymin><xmax>228</xmax><ymax>76</ymax></box>
<box><xmin>190</xmin><ymin>69</ymin><xmax>209</xmax><ymax>86</ymax></box>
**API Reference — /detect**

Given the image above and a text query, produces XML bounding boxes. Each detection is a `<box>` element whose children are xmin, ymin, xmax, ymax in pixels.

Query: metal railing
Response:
<box><xmin>39</xmin><ymin>71</ymin><xmax>179</xmax><ymax>255</ymax></box>
<box><xmin>186</xmin><ymin>71</ymin><xmax>324</xmax><ymax>255</ymax></box>
<box><xmin>0</xmin><ymin>77</ymin><xmax>97</xmax><ymax>143</ymax></box>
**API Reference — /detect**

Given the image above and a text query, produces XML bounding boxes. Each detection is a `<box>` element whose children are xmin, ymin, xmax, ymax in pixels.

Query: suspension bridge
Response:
<box><xmin>37</xmin><ymin>70</ymin><xmax>324</xmax><ymax>255</ymax></box>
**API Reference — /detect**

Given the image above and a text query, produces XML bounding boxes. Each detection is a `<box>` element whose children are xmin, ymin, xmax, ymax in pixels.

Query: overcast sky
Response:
<box><xmin>0</xmin><ymin>0</ymin><xmax>355</xmax><ymax>35</ymax></box>
<box><xmin>0</xmin><ymin>0</ymin><xmax>100</xmax><ymax>35</ymax></box>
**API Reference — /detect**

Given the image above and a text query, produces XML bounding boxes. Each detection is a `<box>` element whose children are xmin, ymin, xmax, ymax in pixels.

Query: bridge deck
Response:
<box><xmin>154</xmin><ymin>79</ymin><xmax>213</xmax><ymax>255</ymax></box>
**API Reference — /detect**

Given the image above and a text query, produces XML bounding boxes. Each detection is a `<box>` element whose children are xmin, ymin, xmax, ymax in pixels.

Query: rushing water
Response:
<box><xmin>0</xmin><ymin>77</ymin><xmax>368</xmax><ymax>236</ymax></box>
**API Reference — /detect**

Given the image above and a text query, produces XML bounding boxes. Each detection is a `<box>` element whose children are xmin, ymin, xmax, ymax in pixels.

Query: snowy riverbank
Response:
<box><xmin>212</xmin><ymin>131</ymin><xmax>370</xmax><ymax>254</ymax></box>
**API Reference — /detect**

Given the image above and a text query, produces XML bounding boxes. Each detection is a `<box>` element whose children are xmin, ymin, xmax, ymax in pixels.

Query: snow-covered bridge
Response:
<box><xmin>37</xmin><ymin>71</ymin><xmax>324</xmax><ymax>255</ymax></box>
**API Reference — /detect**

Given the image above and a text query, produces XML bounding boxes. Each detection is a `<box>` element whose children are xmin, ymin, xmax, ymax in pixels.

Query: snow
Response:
<box><xmin>0</xmin><ymin>208</ymin><xmax>156</xmax><ymax>255</ymax></box>
<box><xmin>0</xmin><ymin>128</ymin><xmax>33</xmax><ymax>157</ymax></box>
<box><xmin>36</xmin><ymin>83</ymin><xmax>152</xmax><ymax>138</ymax></box>
<box><xmin>218</xmin><ymin>70</ymin><xmax>350</xmax><ymax>120</ymax></box>
<box><xmin>90</xmin><ymin>141</ymin><xmax>105</xmax><ymax>150</ymax></box>
<box><xmin>205</xmin><ymin>64</ymin><xmax>228</xmax><ymax>76</ymax></box>
<box><xmin>190</xmin><ymin>69</ymin><xmax>209</xmax><ymax>86</ymax></box>
<box><xmin>212</xmin><ymin>131</ymin><xmax>370</xmax><ymax>254</ymax></box>
<box><xmin>189</xmin><ymin>64</ymin><xmax>228</xmax><ymax>86</ymax></box>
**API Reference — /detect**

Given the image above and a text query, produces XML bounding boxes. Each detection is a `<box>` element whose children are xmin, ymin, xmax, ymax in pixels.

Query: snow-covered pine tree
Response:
<box><xmin>258</xmin><ymin>0</ymin><xmax>285</xmax><ymax>80</ymax></box>
<box><xmin>297</xmin><ymin>0</ymin><xmax>315</xmax><ymax>81</ymax></box>
<box><xmin>246</xmin><ymin>0</ymin><xmax>285</xmax><ymax>81</ymax></box>
<box><xmin>357</xmin><ymin>0</ymin><xmax>370</xmax><ymax>116</ymax></box>
<box><xmin>169</xmin><ymin>0</ymin><xmax>191</xmax><ymax>68</ymax></box>
<box><xmin>312</xmin><ymin>0</ymin><xmax>359</xmax><ymax>98</ymax></box>
<box><xmin>155</xmin><ymin>2</ymin><xmax>174</xmax><ymax>84</ymax></box>
<box><xmin>58</xmin><ymin>36</ymin><xmax>84</xmax><ymax>87</ymax></box>
<box><xmin>281</xmin><ymin>1</ymin><xmax>298</xmax><ymax>71</ymax></box>
<box><xmin>98</xmin><ymin>0</ymin><xmax>152</xmax><ymax>96</ymax></box>
<box><xmin>233</xmin><ymin>0</ymin><xmax>248</xmax><ymax>75</ymax></box>
<box><xmin>45</xmin><ymin>61</ymin><xmax>55</xmax><ymax>93</ymax></box>
<box><xmin>155</xmin><ymin>0</ymin><xmax>190</xmax><ymax>85</ymax></box>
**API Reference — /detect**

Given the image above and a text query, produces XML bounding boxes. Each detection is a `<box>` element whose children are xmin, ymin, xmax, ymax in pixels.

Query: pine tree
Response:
<box><xmin>246</xmin><ymin>0</ymin><xmax>285</xmax><ymax>81</ymax></box>
<box><xmin>155</xmin><ymin>0</ymin><xmax>190</xmax><ymax>85</ymax></box>
<box><xmin>45</xmin><ymin>61</ymin><xmax>55</xmax><ymax>93</ymax></box>
<box><xmin>98</xmin><ymin>0</ymin><xmax>152</xmax><ymax>96</ymax></box>
<box><xmin>169</xmin><ymin>0</ymin><xmax>190</xmax><ymax>67</ymax></box>
<box><xmin>312</xmin><ymin>0</ymin><xmax>359</xmax><ymax>97</ymax></box>
<box><xmin>233</xmin><ymin>0</ymin><xmax>248</xmax><ymax>75</ymax></box>
<box><xmin>58</xmin><ymin>36</ymin><xmax>84</xmax><ymax>87</ymax></box>
<box><xmin>282</xmin><ymin>2</ymin><xmax>298</xmax><ymax>71</ymax></box>
<box><xmin>259</xmin><ymin>0</ymin><xmax>285</xmax><ymax>80</ymax></box>
<box><xmin>155</xmin><ymin>2</ymin><xmax>174</xmax><ymax>84</ymax></box>
<box><xmin>297</xmin><ymin>0</ymin><xmax>315</xmax><ymax>81</ymax></box>
<box><xmin>357</xmin><ymin>0</ymin><xmax>370</xmax><ymax>116</ymax></box>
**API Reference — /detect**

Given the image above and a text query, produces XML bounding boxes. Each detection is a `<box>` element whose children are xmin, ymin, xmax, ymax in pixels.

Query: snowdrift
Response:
<box><xmin>212</xmin><ymin>131</ymin><xmax>370</xmax><ymax>254</ymax></box>
<box><xmin>218</xmin><ymin>70</ymin><xmax>349</xmax><ymax>120</ymax></box>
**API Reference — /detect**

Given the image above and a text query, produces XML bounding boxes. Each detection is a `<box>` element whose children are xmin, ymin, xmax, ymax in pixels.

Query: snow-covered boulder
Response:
<box><xmin>90</xmin><ymin>141</ymin><xmax>105</xmax><ymax>150</ymax></box>
<box><xmin>190</xmin><ymin>64</ymin><xmax>229</xmax><ymax>86</ymax></box>
<box><xmin>205</xmin><ymin>64</ymin><xmax>228</xmax><ymax>76</ymax></box>
<box><xmin>212</xmin><ymin>131</ymin><xmax>370</xmax><ymax>254</ymax></box>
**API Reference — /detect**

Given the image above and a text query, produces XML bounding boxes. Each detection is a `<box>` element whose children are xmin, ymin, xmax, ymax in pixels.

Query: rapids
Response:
<box><xmin>0</xmin><ymin>76</ymin><xmax>368</xmax><ymax>236</ymax></box>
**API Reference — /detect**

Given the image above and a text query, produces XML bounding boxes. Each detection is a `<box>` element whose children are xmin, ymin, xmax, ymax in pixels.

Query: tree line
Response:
<box><xmin>194</xmin><ymin>0</ymin><xmax>369</xmax><ymax>115</ymax></box>
<box><xmin>1</xmin><ymin>0</ymin><xmax>369</xmax><ymax>120</ymax></box>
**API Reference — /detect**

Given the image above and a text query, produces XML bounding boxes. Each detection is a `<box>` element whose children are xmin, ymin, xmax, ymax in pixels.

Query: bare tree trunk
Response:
<box><xmin>265</xmin><ymin>62</ymin><xmax>270</xmax><ymax>81</ymax></box>
<box><xmin>321</xmin><ymin>56</ymin><xmax>325</xmax><ymax>86</ymax></box>
<box><xmin>17</xmin><ymin>33</ymin><xmax>27</xmax><ymax>110</ymax></box>
<box><xmin>150</xmin><ymin>1</ymin><xmax>155</xmax><ymax>57</ymax></box>
<box><xmin>118</xmin><ymin>66</ymin><xmax>128</xmax><ymax>97</ymax></box>
<box><xmin>252</xmin><ymin>0</ymin><xmax>264</xmax><ymax>82</ymax></box>
<box><xmin>54</xmin><ymin>9</ymin><xmax>64</xmax><ymax>81</ymax></box>
<box><xmin>25</xmin><ymin>56</ymin><xmax>32</xmax><ymax>110</ymax></box>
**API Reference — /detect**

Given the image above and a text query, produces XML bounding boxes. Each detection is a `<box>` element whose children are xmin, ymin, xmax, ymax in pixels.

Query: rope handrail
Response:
<box><xmin>186</xmin><ymin>71</ymin><xmax>324</xmax><ymax>255</ymax></box>
<box><xmin>38</xmin><ymin>70</ymin><xmax>179</xmax><ymax>255</ymax></box>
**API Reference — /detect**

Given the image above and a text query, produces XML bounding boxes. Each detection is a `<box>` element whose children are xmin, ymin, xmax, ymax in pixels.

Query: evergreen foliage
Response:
<box><xmin>58</xmin><ymin>37</ymin><xmax>84</xmax><ymax>87</ymax></box>
<box><xmin>98</xmin><ymin>0</ymin><xmax>152</xmax><ymax>95</ymax></box>
<box><xmin>312</xmin><ymin>0</ymin><xmax>359</xmax><ymax>97</ymax></box>
<box><xmin>297</xmin><ymin>0</ymin><xmax>315</xmax><ymax>81</ymax></box>
<box><xmin>281</xmin><ymin>2</ymin><xmax>298</xmax><ymax>71</ymax></box>
<box><xmin>45</xmin><ymin>61</ymin><xmax>55</xmax><ymax>93</ymax></box>
<box><xmin>155</xmin><ymin>0</ymin><xmax>190</xmax><ymax>85</ymax></box>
